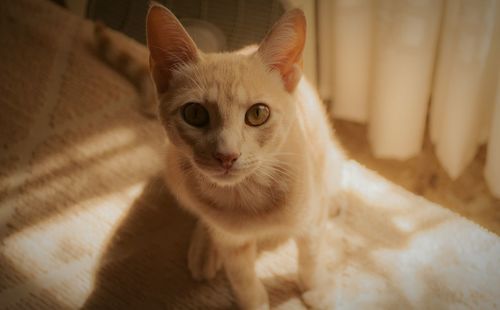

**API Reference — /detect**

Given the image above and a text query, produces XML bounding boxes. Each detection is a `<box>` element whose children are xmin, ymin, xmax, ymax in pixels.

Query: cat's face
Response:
<box><xmin>160</xmin><ymin>53</ymin><xmax>295</xmax><ymax>185</ymax></box>
<box><xmin>147</xmin><ymin>4</ymin><xmax>306</xmax><ymax>186</ymax></box>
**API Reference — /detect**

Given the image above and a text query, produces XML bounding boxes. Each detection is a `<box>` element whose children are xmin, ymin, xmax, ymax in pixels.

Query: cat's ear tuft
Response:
<box><xmin>258</xmin><ymin>8</ymin><xmax>306</xmax><ymax>92</ymax></box>
<box><xmin>146</xmin><ymin>3</ymin><xmax>199</xmax><ymax>94</ymax></box>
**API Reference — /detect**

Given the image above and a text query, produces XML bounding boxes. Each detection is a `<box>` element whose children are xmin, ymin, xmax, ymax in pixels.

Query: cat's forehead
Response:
<box><xmin>199</xmin><ymin>54</ymin><xmax>260</xmax><ymax>90</ymax></box>
<box><xmin>200</xmin><ymin>53</ymin><xmax>255</xmax><ymax>78</ymax></box>
<box><xmin>205</xmin><ymin>81</ymin><xmax>249</xmax><ymax>104</ymax></box>
<box><xmin>177</xmin><ymin>54</ymin><xmax>270</xmax><ymax>104</ymax></box>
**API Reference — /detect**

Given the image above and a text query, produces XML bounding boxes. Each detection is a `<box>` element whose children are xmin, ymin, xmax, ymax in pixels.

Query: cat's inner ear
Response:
<box><xmin>257</xmin><ymin>9</ymin><xmax>306</xmax><ymax>92</ymax></box>
<box><xmin>146</xmin><ymin>4</ymin><xmax>199</xmax><ymax>94</ymax></box>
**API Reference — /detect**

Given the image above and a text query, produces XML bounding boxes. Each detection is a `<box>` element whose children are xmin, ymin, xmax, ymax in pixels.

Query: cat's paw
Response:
<box><xmin>299</xmin><ymin>276</ymin><xmax>334</xmax><ymax>310</ymax></box>
<box><xmin>237</xmin><ymin>284</ymin><xmax>269</xmax><ymax>310</ymax></box>
<box><xmin>187</xmin><ymin>222</ymin><xmax>222</xmax><ymax>281</ymax></box>
<box><xmin>301</xmin><ymin>287</ymin><xmax>334</xmax><ymax>310</ymax></box>
<box><xmin>238</xmin><ymin>302</ymin><xmax>269</xmax><ymax>310</ymax></box>
<box><xmin>254</xmin><ymin>303</ymin><xmax>270</xmax><ymax>310</ymax></box>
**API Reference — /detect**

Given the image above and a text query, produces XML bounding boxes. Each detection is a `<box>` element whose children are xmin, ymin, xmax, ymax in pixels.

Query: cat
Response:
<box><xmin>95</xmin><ymin>3</ymin><xmax>345</xmax><ymax>309</ymax></box>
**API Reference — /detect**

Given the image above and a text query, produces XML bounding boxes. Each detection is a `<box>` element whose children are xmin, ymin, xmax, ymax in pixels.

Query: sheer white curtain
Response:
<box><xmin>318</xmin><ymin>0</ymin><xmax>500</xmax><ymax>198</ymax></box>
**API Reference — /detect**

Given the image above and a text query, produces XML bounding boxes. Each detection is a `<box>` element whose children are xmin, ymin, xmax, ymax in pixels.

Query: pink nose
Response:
<box><xmin>214</xmin><ymin>152</ymin><xmax>240</xmax><ymax>169</ymax></box>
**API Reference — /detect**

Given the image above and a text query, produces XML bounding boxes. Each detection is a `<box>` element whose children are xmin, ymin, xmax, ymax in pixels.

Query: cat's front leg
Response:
<box><xmin>188</xmin><ymin>220</ymin><xmax>222</xmax><ymax>280</ymax></box>
<box><xmin>296</xmin><ymin>225</ymin><xmax>334</xmax><ymax>309</ymax></box>
<box><xmin>223</xmin><ymin>241</ymin><xmax>269</xmax><ymax>310</ymax></box>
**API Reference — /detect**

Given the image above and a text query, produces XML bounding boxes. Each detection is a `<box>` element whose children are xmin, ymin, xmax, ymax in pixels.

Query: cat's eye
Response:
<box><xmin>245</xmin><ymin>103</ymin><xmax>270</xmax><ymax>126</ymax></box>
<box><xmin>182</xmin><ymin>102</ymin><xmax>209</xmax><ymax>127</ymax></box>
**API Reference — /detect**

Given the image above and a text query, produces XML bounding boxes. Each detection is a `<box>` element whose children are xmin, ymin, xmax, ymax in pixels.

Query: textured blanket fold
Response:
<box><xmin>0</xmin><ymin>1</ymin><xmax>498</xmax><ymax>309</ymax></box>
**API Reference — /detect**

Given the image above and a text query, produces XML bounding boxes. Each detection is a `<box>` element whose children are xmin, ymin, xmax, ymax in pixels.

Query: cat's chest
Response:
<box><xmin>198</xmin><ymin>177</ymin><xmax>290</xmax><ymax>212</ymax></box>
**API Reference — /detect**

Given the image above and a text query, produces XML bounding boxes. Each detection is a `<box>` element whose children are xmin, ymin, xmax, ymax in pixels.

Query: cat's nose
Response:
<box><xmin>214</xmin><ymin>152</ymin><xmax>240</xmax><ymax>169</ymax></box>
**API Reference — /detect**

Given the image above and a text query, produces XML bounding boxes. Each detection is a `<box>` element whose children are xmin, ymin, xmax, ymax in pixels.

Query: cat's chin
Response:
<box><xmin>207</xmin><ymin>170</ymin><xmax>248</xmax><ymax>187</ymax></box>
<box><xmin>194</xmin><ymin>167</ymin><xmax>248</xmax><ymax>187</ymax></box>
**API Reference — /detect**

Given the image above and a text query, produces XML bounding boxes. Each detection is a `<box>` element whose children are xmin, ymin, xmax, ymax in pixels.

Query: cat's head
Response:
<box><xmin>146</xmin><ymin>4</ymin><xmax>306</xmax><ymax>186</ymax></box>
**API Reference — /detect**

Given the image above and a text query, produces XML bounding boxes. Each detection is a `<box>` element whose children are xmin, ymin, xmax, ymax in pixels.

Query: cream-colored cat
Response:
<box><xmin>97</xmin><ymin>3</ymin><xmax>345</xmax><ymax>309</ymax></box>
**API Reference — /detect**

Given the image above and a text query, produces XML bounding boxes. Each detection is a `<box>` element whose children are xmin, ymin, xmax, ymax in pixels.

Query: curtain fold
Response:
<box><xmin>318</xmin><ymin>0</ymin><xmax>500</xmax><ymax>198</ymax></box>
<box><xmin>330</xmin><ymin>0</ymin><xmax>373</xmax><ymax>123</ymax></box>
<box><xmin>485</xmin><ymin>78</ymin><xmax>500</xmax><ymax>197</ymax></box>
<box><xmin>369</xmin><ymin>0</ymin><xmax>442</xmax><ymax>159</ymax></box>
<box><xmin>431</xmin><ymin>0</ymin><xmax>500</xmax><ymax>179</ymax></box>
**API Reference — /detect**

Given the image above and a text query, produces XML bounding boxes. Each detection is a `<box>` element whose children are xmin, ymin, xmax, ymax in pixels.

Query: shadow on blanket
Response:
<box><xmin>81</xmin><ymin>174</ymin><xmax>299</xmax><ymax>309</ymax></box>
<box><xmin>82</xmin><ymin>169</ymin><xmax>449</xmax><ymax>309</ymax></box>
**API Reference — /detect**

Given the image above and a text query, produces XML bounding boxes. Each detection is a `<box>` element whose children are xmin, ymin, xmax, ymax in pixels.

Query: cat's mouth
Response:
<box><xmin>208</xmin><ymin>167</ymin><xmax>248</xmax><ymax>185</ymax></box>
<box><xmin>193</xmin><ymin>158</ymin><xmax>250</xmax><ymax>186</ymax></box>
<box><xmin>192</xmin><ymin>169</ymin><xmax>243</xmax><ymax>187</ymax></box>
<box><xmin>214</xmin><ymin>168</ymin><xmax>241</xmax><ymax>178</ymax></box>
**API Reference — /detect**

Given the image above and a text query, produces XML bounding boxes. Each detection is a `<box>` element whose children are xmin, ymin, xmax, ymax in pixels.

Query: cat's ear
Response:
<box><xmin>146</xmin><ymin>3</ymin><xmax>199</xmax><ymax>94</ymax></box>
<box><xmin>257</xmin><ymin>9</ymin><xmax>306</xmax><ymax>92</ymax></box>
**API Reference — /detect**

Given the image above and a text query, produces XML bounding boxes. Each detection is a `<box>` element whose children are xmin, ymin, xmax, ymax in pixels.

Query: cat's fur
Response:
<box><xmin>96</xmin><ymin>4</ymin><xmax>345</xmax><ymax>309</ymax></box>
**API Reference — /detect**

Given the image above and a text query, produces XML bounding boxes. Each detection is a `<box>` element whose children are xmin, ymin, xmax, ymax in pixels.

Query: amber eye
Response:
<box><xmin>245</xmin><ymin>103</ymin><xmax>270</xmax><ymax>126</ymax></box>
<box><xmin>182</xmin><ymin>102</ymin><xmax>209</xmax><ymax>127</ymax></box>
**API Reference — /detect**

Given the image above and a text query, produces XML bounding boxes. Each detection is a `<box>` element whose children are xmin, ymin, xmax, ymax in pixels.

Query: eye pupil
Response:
<box><xmin>245</xmin><ymin>103</ymin><xmax>270</xmax><ymax>126</ymax></box>
<box><xmin>182</xmin><ymin>102</ymin><xmax>209</xmax><ymax>127</ymax></box>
